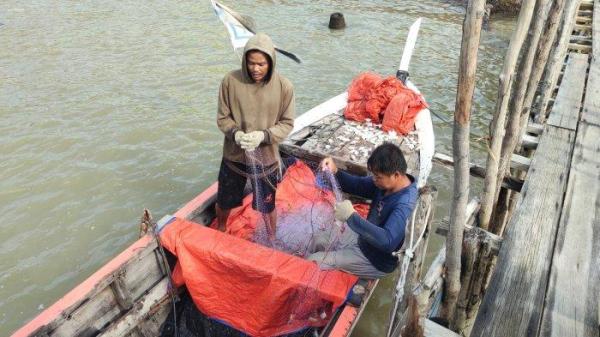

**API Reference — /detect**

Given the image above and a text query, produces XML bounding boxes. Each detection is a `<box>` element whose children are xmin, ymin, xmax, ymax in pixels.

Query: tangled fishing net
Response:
<box><xmin>159</xmin><ymin>149</ymin><xmax>367</xmax><ymax>337</ymax></box>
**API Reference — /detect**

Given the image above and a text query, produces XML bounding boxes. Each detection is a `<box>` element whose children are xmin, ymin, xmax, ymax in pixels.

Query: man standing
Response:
<box><xmin>310</xmin><ymin>143</ymin><xmax>418</xmax><ymax>279</ymax></box>
<box><xmin>216</xmin><ymin>33</ymin><xmax>295</xmax><ymax>239</ymax></box>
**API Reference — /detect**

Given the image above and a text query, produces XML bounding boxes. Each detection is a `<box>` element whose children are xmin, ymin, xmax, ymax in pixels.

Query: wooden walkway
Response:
<box><xmin>471</xmin><ymin>1</ymin><xmax>600</xmax><ymax>336</ymax></box>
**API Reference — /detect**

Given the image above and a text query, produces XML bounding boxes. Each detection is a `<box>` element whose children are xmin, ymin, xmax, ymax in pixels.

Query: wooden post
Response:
<box><xmin>519</xmin><ymin>0</ymin><xmax>567</xmax><ymax>141</ymax></box>
<box><xmin>534</xmin><ymin>0</ymin><xmax>582</xmax><ymax>122</ymax></box>
<box><xmin>387</xmin><ymin>187</ymin><xmax>437</xmax><ymax>336</ymax></box>
<box><xmin>453</xmin><ymin>230</ymin><xmax>499</xmax><ymax>336</ymax></box>
<box><xmin>442</xmin><ymin>0</ymin><xmax>486</xmax><ymax>326</ymax></box>
<box><xmin>478</xmin><ymin>0</ymin><xmax>538</xmax><ymax>231</ymax></box>
<box><xmin>493</xmin><ymin>0</ymin><xmax>552</xmax><ymax>213</ymax></box>
<box><xmin>400</xmin><ymin>187</ymin><xmax>437</xmax><ymax>312</ymax></box>
<box><xmin>498</xmin><ymin>0</ymin><xmax>569</xmax><ymax>235</ymax></box>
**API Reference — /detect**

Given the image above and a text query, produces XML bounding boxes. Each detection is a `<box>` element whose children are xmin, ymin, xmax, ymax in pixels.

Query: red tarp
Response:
<box><xmin>344</xmin><ymin>72</ymin><xmax>428</xmax><ymax>134</ymax></box>
<box><xmin>160</xmin><ymin>161</ymin><xmax>359</xmax><ymax>337</ymax></box>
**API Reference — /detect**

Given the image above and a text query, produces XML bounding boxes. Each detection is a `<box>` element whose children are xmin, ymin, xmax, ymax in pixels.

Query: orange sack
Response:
<box><xmin>381</xmin><ymin>89</ymin><xmax>428</xmax><ymax>134</ymax></box>
<box><xmin>365</xmin><ymin>76</ymin><xmax>406</xmax><ymax>123</ymax></box>
<box><xmin>344</xmin><ymin>72</ymin><xmax>382</xmax><ymax>122</ymax></box>
<box><xmin>343</xmin><ymin>72</ymin><xmax>428</xmax><ymax>134</ymax></box>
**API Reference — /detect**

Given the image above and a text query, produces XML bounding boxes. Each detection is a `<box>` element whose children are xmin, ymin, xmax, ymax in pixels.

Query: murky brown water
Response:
<box><xmin>0</xmin><ymin>1</ymin><xmax>514</xmax><ymax>335</ymax></box>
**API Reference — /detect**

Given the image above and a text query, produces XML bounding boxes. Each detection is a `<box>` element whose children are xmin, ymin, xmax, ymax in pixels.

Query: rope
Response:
<box><xmin>224</xmin><ymin>158</ymin><xmax>280</xmax><ymax>180</ymax></box>
<box><xmin>386</xmin><ymin>201</ymin><xmax>432</xmax><ymax>337</ymax></box>
<box><xmin>147</xmin><ymin>214</ymin><xmax>180</xmax><ymax>337</ymax></box>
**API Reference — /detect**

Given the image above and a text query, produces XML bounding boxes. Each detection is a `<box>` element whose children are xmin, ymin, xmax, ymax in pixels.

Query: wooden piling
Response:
<box><xmin>478</xmin><ymin>0</ymin><xmax>538</xmax><ymax>231</ymax></box>
<box><xmin>534</xmin><ymin>0</ymin><xmax>583</xmax><ymax>122</ymax></box>
<box><xmin>387</xmin><ymin>187</ymin><xmax>437</xmax><ymax>336</ymax></box>
<box><xmin>442</xmin><ymin>0</ymin><xmax>486</xmax><ymax>325</ymax></box>
<box><xmin>493</xmin><ymin>0</ymin><xmax>552</xmax><ymax>213</ymax></box>
<box><xmin>518</xmin><ymin>0</ymin><xmax>568</xmax><ymax>147</ymax></box>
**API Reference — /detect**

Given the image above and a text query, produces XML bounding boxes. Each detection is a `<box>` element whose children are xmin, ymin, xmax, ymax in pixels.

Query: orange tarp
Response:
<box><xmin>159</xmin><ymin>161</ymin><xmax>359</xmax><ymax>337</ymax></box>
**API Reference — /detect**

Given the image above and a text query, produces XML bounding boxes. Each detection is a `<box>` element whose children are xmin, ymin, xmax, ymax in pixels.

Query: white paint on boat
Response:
<box><xmin>291</xmin><ymin>91</ymin><xmax>348</xmax><ymax>135</ymax></box>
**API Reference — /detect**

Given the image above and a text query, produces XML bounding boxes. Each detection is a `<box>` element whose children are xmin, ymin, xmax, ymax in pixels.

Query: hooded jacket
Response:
<box><xmin>217</xmin><ymin>33</ymin><xmax>295</xmax><ymax>165</ymax></box>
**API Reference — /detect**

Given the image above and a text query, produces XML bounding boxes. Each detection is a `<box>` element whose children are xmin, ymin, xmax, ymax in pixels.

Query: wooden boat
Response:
<box><xmin>10</xmin><ymin>80</ymin><xmax>435</xmax><ymax>337</ymax></box>
<box><xmin>11</xmin><ymin>8</ymin><xmax>435</xmax><ymax>333</ymax></box>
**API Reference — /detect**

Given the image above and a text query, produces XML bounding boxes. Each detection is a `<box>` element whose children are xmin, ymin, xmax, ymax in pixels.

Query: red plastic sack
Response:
<box><xmin>344</xmin><ymin>72</ymin><xmax>382</xmax><ymax>122</ymax></box>
<box><xmin>381</xmin><ymin>89</ymin><xmax>428</xmax><ymax>135</ymax></box>
<box><xmin>347</xmin><ymin>72</ymin><xmax>381</xmax><ymax>101</ymax></box>
<box><xmin>343</xmin><ymin>72</ymin><xmax>428</xmax><ymax>133</ymax></box>
<box><xmin>365</xmin><ymin>76</ymin><xmax>407</xmax><ymax>123</ymax></box>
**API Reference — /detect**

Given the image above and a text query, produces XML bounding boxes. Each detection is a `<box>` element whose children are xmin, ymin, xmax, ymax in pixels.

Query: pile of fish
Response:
<box><xmin>301</xmin><ymin>114</ymin><xmax>419</xmax><ymax>166</ymax></box>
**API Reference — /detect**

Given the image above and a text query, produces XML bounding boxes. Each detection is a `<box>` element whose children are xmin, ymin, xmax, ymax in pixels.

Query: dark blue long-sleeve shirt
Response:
<box><xmin>335</xmin><ymin>170</ymin><xmax>418</xmax><ymax>273</ymax></box>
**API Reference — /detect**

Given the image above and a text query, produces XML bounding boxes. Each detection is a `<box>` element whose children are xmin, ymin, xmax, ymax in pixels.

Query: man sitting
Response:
<box><xmin>308</xmin><ymin>142</ymin><xmax>418</xmax><ymax>279</ymax></box>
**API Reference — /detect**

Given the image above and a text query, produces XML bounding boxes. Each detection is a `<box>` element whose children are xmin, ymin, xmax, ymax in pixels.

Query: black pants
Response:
<box><xmin>217</xmin><ymin>159</ymin><xmax>280</xmax><ymax>214</ymax></box>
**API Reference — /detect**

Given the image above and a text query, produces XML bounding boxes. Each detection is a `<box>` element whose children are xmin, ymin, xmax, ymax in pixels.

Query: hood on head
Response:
<box><xmin>242</xmin><ymin>32</ymin><xmax>276</xmax><ymax>83</ymax></box>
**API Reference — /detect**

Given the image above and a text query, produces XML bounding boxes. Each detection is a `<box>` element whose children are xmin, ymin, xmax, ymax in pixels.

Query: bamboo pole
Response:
<box><xmin>478</xmin><ymin>0</ymin><xmax>538</xmax><ymax>231</ymax></box>
<box><xmin>534</xmin><ymin>0</ymin><xmax>582</xmax><ymax>122</ymax></box>
<box><xmin>442</xmin><ymin>0</ymin><xmax>485</xmax><ymax>326</ymax></box>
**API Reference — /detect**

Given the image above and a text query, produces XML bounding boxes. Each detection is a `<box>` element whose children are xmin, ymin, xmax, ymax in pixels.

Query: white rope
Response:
<box><xmin>386</xmin><ymin>203</ymin><xmax>432</xmax><ymax>337</ymax></box>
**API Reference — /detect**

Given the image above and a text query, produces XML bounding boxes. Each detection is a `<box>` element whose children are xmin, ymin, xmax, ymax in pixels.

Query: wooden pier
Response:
<box><xmin>470</xmin><ymin>1</ymin><xmax>599</xmax><ymax>336</ymax></box>
<box><xmin>390</xmin><ymin>0</ymin><xmax>600</xmax><ymax>336</ymax></box>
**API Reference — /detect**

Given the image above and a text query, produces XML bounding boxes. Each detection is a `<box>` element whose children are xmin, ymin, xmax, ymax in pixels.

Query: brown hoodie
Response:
<box><xmin>217</xmin><ymin>33</ymin><xmax>295</xmax><ymax>165</ymax></box>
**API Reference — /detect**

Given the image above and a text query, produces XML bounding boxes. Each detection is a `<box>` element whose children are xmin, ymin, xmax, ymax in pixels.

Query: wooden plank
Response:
<box><xmin>424</xmin><ymin>319</ymin><xmax>461</xmax><ymax>337</ymax></box>
<box><xmin>521</xmin><ymin>134</ymin><xmax>539</xmax><ymax>149</ymax></box>
<box><xmin>119</xmin><ymin>249</ymin><xmax>165</xmax><ymax>302</ymax></box>
<box><xmin>12</xmin><ymin>236</ymin><xmax>158</xmax><ymax>337</ymax></box>
<box><xmin>49</xmin><ymin>244</ymin><xmax>164</xmax><ymax>336</ymax></box>
<box><xmin>594</xmin><ymin>0</ymin><xmax>600</xmax><ymax>57</ymax></box>
<box><xmin>582</xmin><ymin>61</ymin><xmax>600</xmax><ymax>125</ymax></box>
<box><xmin>471</xmin><ymin>126</ymin><xmax>576</xmax><ymax>337</ymax></box>
<box><xmin>97</xmin><ymin>278</ymin><xmax>169</xmax><ymax>337</ymax></box>
<box><xmin>577</xmin><ymin>16</ymin><xmax>593</xmax><ymax>24</ymax></box>
<box><xmin>570</xmin><ymin>35</ymin><xmax>593</xmax><ymax>43</ymax></box>
<box><xmin>436</xmin><ymin>224</ymin><xmax>502</xmax><ymax>256</ymax></box>
<box><xmin>510</xmin><ymin>153</ymin><xmax>531</xmax><ymax>172</ymax></box>
<box><xmin>568</xmin><ymin>43</ymin><xmax>592</xmax><ymax>52</ymax></box>
<box><xmin>527</xmin><ymin>122</ymin><xmax>544</xmax><ymax>135</ymax></box>
<box><xmin>539</xmin><ymin>122</ymin><xmax>600</xmax><ymax>336</ymax></box>
<box><xmin>139</xmin><ymin>302</ymin><xmax>171</xmax><ymax>336</ymax></box>
<box><xmin>50</xmin><ymin>286</ymin><xmax>122</xmax><ymax>336</ymax></box>
<box><xmin>573</xmin><ymin>23</ymin><xmax>592</xmax><ymax>31</ymax></box>
<box><xmin>581</xmin><ymin>3</ymin><xmax>600</xmax><ymax>126</ymax></box>
<box><xmin>432</xmin><ymin>153</ymin><xmax>523</xmax><ymax>192</ymax></box>
<box><xmin>547</xmin><ymin>53</ymin><xmax>589</xmax><ymax>130</ymax></box>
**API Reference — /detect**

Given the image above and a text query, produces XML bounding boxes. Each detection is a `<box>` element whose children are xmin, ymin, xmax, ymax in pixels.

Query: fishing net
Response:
<box><xmin>159</xmin><ymin>149</ymin><xmax>367</xmax><ymax>337</ymax></box>
<box><xmin>160</xmin><ymin>290</ymin><xmax>313</xmax><ymax>337</ymax></box>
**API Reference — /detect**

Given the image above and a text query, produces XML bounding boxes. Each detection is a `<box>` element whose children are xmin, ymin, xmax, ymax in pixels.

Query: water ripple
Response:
<box><xmin>0</xmin><ymin>0</ymin><xmax>512</xmax><ymax>334</ymax></box>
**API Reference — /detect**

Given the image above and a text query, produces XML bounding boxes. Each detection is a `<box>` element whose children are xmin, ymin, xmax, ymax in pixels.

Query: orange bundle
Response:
<box><xmin>344</xmin><ymin>72</ymin><xmax>382</xmax><ymax>122</ymax></box>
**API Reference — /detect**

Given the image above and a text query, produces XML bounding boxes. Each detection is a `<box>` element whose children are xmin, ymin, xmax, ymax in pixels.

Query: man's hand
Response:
<box><xmin>241</xmin><ymin>131</ymin><xmax>265</xmax><ymax>151</ymax></box>
<box><xmin>320</xmin><ymin>157</ymin><xmax>338</xmax><ymax>173</ymax></box>
<box><xmin>335</xmin><ymin>200</ymin><xmax>355</xmax><ymax>222</ymax></box>
<box><xmin>234</xmin><ymin>130</ymin><xmax>246</xmax><ymax>145</ymax></box>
